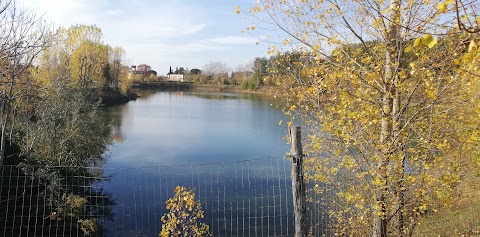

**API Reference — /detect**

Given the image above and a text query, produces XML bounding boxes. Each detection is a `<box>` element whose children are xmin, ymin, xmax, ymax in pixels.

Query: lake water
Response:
<box><xmin>104</xmin><ymin>91</ymin><xmax>289</xmax><ymax>167</ymax></box>
<box><xmin>100</xmin><ymin>90</ymin><xmax>296</xmax><ymax>236</ymax></box>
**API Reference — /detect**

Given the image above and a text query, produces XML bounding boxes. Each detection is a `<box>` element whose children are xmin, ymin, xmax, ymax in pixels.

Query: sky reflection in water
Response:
<box><xmin>104</xmin><ymin>91</ymin><xmax>289</xmax><ymax>167</ymax></box>
<box><xmin>99</xmin><ymin>91</ymin><xmax>296</xmax><ymax>237</ymax></box>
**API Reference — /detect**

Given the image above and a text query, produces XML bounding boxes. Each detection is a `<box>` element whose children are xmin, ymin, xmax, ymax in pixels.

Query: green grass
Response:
<box><xmin>414</xmin><ymin>175</ymin><xmax>480</xmax><ymax>237</ymax></box>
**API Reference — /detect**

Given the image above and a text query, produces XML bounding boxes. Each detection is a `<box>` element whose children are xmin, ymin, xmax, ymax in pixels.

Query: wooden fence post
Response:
<box><xmin>289</xmin><ymin>126</ymin><xmax>307</xmax><ymax>237</ymax></box>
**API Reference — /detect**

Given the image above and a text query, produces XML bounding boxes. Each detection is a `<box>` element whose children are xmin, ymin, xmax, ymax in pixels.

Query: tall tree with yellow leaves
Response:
<box><xmin>242</xmin><ymin>0</ymin><xmax>480</xmax><ymax>236</ymax></box>
<box><xmin>36</xmin><ymin>25</ymin><xmax>109</xmax><ymax>90</ymax></box>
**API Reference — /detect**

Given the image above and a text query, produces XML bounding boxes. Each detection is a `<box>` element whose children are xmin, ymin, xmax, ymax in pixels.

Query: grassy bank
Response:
<box><xmin>131</xmin><ymin>81</ymin><xmax>273</xmax><ymax>95</ymax></box>
<box><xmin>132</xmin><ymin>81</ymin><xmax>193</xmax><ymax>90</ymax></box>
<box><xmin>413</xmin><ymin>174</ymin><xmax>480</xmax><ymax>236</ymax></box>
<box><xmin>192</xmin><ymin>84</ymin><xmax>273</xmax><ymax>94</ymax></box>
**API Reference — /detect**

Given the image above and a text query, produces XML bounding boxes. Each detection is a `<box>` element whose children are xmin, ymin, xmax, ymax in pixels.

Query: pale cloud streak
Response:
<box><xmin>200</xmin><ymin>35</ymin><xmax>260</xmax><ymax>45</ymax></box>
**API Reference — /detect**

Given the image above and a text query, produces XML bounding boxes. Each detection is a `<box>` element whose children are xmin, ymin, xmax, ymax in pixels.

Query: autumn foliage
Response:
<box><xmin>160</xmin><ymin>186</ymin><xmax>211</xmax><ymax>237</ymax></box>
<box><xmin>243</xmin><ymin>0</ymin><xmax>480</xmax><ymax>236</ymax></box>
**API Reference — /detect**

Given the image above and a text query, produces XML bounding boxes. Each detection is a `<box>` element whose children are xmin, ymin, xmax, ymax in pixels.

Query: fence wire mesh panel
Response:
<box><xmin>305</xmin><ymin>180</ymin><xmax>337</xmax><ymax>237</ymax></box>
<box><xmin>1</xmin><ymin>157</ymin><xmax>316</xmax><ymax>237</ymax></box>
<box><xmin>3</xmin><ymin>158</ymin><xmax>476</xmax><ymax>237</ymax></box>
<box><xmin>0</xmin><ymin>165</ymin><xmax>111</xmax><ymax>237</ymax></box>
<box><xmin>101</xmin><ymin>157</ymin><xmax>295</xmax><ymax>237</ymax></box>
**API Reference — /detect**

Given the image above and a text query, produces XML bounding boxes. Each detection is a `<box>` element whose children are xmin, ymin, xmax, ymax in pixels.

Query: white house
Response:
<box><xmin>168</xmin><ymin>74</ymin><xmax>184</xmax><ymax>82</ymax></box>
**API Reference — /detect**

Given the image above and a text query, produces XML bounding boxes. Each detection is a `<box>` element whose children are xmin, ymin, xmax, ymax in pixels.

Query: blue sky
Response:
<box><xmin>19</xmin><ymin>0</ymin><xmax>270</xmax><ymax>74</ymax></box>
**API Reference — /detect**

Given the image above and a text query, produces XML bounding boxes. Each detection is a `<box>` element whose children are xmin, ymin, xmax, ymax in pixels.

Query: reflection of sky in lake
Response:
<box><xmin>99</xmin><ymin>91</ymin><xmax>305</xmax><ymax>236</ymax></box>
<box><xmin>104</xmin><ymin>91</ymin><xmax>289</xmax><ymax>167</ymax></box>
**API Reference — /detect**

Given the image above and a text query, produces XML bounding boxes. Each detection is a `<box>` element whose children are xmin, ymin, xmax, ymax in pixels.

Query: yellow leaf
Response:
<box><xmin>422</xmin><ymin>34</ymin><xmax>433</xmax><ymax>42</ymax></box>
<box><xmin>418</xmin><ymin>34</ymin><xmax>436</xmax><ymax>48</ymax></box>
<box><xmin>414</xmin><ymin>37</ymin><xmax>422</xmax><ymax>47</ymax></box>
<box><xmin>428</xmin><ymin>38</ymin><xmax>437</xmax><ymax>48</ymax></box>
<box><xmin>404</xmin><ymin>45</ymin><xmax>413</xmax><ymax>53</ymax></box>
<box><xmin>373</xmin><ymin>20</ymin><xmax>379</xmax><ymax>29</ymax></box>
<box><xmin>235</xmin><ymin>6</ymin><xmax>241</xmax><ymax>14</ymax></box>
<box><xmin>469</xmin><ymin>40</ymin><xmax>477</xmax><ymax>52</ymax></box>
<box><xmin>437</xmin><ymin>2</ymin><xmax>448</xmax><ymax>13</ymax></box>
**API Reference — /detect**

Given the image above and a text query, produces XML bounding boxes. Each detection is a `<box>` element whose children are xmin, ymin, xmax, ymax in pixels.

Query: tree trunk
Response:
<box><xmin>0</xmin><ymin>108</ymin><xmax>9</xmax><ymax>166</ymax></box>
<box><xmin>373</xmin><ymin>59</ymin><xmax>392</xmax><ymax>237</ymax></box>
<box><xmin>0</xmin><ymin>125</ymin><xmax>5</xmax><ymax>165</ymax></box>
<box><xmin>393</xmin><ymin>81</ymin><xmax>405</xmax><ymax>236</ymax></box>
<box><xmin>373</xmin><ymin>1</ymin><xmax>402</xmax><ymax>236</ymax></box>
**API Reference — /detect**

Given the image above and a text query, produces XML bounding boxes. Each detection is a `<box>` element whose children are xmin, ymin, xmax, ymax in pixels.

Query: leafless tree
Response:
<box><xmin>0</xmin><ymin>0</ymin><xmax>51</xmax><ymax>164</ymax></box>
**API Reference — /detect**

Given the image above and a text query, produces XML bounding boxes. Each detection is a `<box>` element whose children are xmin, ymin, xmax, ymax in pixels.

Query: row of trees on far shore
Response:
<box><xmin>183</xmin><ymin>57</ymin><xmax>276</xmax><ymax>90</ymax></box>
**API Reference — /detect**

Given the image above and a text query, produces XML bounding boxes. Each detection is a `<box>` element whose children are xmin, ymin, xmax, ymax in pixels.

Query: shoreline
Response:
<box><xmin>100</xmin><ymin>91</ymin><xmax>139</xmax><ymax>107</ymax></box>
<box><xmin>103</xmin><ymin>82</ymin><xmax>274</xmax><ymax>107</ymax></box>
<box><xmin>191</xmin><ymin>84</ymin><xmax>272</xmax><ymax>95</ymax></box>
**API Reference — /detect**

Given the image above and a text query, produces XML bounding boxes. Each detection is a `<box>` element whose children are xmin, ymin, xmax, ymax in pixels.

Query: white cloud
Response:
<box><xmin>16</xmin><ymin>0</ymin><xmax>268</xmax><ymax>74</ymax></box>
<box><xmin>199</xmin><ymin>35</ymin><xmax>260</xmax><ymax>45</ymax></box>
<box><xmin>20</xmin><ymin>0</ymin><xmax>93</xmax><ymax>24</ymax></box>
<box><xmin>182</xmin><ymin>24</ymin><xmax>207</xmax><ymax>35</ymax></box>
<box><xmin>19</xmin><ymin>0</ymin><xmax>207</xmax><ymax>38</ymax></box>
<box><xmin>102</xmin><ymin>9</ymin><xmax>123</xmax><ymax>17</ymax></box>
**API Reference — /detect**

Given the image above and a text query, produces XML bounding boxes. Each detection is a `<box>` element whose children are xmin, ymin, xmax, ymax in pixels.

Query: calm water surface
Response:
<box><xmin>100</xmin><ymin>91</ymin><xmax>294</xmax><ymax>237</ymax></box>
<box><xmin>104</xmin><ymin>91</ymin><xmax>289</xmax><ymax>167</ymax></box>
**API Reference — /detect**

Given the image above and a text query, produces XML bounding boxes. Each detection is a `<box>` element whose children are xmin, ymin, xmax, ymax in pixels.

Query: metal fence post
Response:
<box><xmin>289</xmin><ymin>126</ymin><xmax>307</xmax><ymax>237</ymax></box>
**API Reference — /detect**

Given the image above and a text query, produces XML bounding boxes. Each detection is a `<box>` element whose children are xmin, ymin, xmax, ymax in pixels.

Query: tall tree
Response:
<box><xmin>109</xmin><ymin>46</ymin><xmax>126</xmax><ymax>90</ymax></box>
<box><xmin>67</xmin><ymin>27</ymin><xmax>109</xmax><ymax>88</ymax></box>
<box><xmin>244</xmin><ymin>0</ymin><xmax>480</xmax><ymax>236</ymax></box>
<box><xmin>202</xmin><ymin>61</ymin><xmax>231</xmax><ymax>84</ymax></box>
<box><xmin>0</xmin><ymin>0</ymin><xmax>50</xmax><ymax>164</ymax></box>
<box><xmin>36</xmin><ymin>25</ymin><xmax>109</xmax><ymax>89</ymax></box>
<box><xmin>136</xmin><ymin>64</ymin><xmax>151</xmax><ymax>81</ymax></box>
<box><xmin>202</xmin><ymin>61</ymin><xmax>230</xmax><ymax>76</ymax></box>
<box><xmin>252</xmin><ymin>57</ymin><xmax>269</xmax><ymax>87</ymax></box>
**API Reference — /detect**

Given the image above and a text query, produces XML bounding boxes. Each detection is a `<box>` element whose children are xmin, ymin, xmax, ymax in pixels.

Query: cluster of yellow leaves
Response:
<box><xmin>436</xmin><ymin>0</ymin><xmax>454</xmax><ymax>13</ymax></box>
<box><xmin>160</xmin><ymin>186</ymin><xmax>211</xmax><ymax>237</ymax></box>
<box><xmin>55</xmin><ymin>194</ymin><xmax>98</xmax><ymax>236</ymax></box>
<box><xmin>78</xmin><ymin>219</ymin><xmax>98</xmax><ymax>236</ymax></box>
<box><xmin>414</xmin><ymin>34</ymin><xmax>437</xmax><ymax>48</ymax></box>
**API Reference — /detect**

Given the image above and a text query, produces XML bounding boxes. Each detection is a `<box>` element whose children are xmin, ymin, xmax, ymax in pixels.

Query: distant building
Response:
<box><xmin>168</xmin><ymin>74</ymin><xmax>184</xmax><ymax>82</ymax></box>
<box><xmin>166</xmin><ymin>65</ymin><xmax>185</xmax><ymax>82</ymax></box>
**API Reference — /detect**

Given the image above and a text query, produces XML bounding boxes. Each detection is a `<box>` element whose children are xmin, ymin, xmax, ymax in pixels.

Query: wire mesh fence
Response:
<box><xmin>0</xmin><ymin>157</ymin><xmax>316</xmax><ymax>237</ymax></box>
<box><xmin>100</xmin><ymin>157</ymin><xmax>296</xmax><ymax>237</ymax></box>
<box><xmin>0</xmin><ymin>164</ymin><xmax>112</xmax><ymax>237</ymax></box>
<box><xmin>1</xmin><ymin>157</ymin><xmax>478</xmax><ymax>237</ymax></box>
